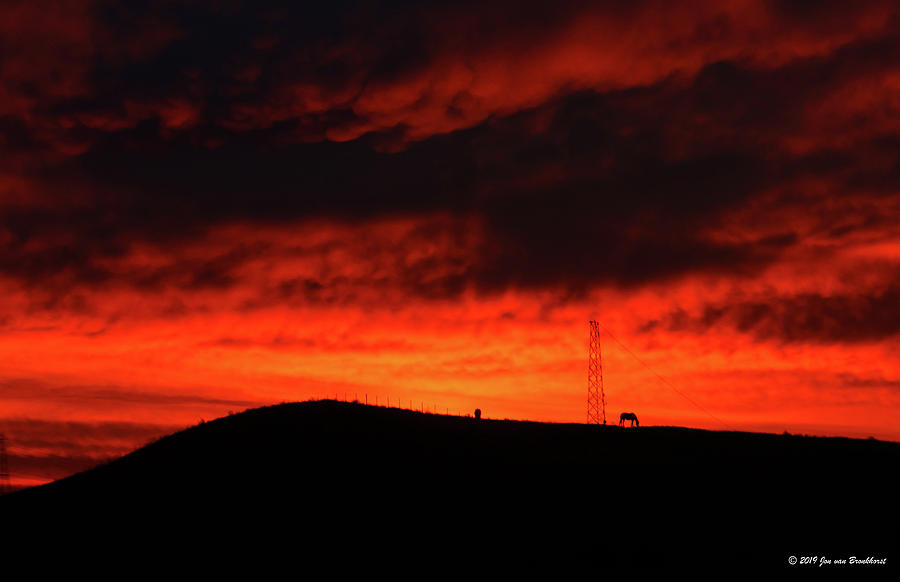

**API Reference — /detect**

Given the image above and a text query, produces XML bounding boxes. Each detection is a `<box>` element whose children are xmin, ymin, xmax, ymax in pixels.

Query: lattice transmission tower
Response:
<box><xmin>0</xmin><ymin>433</ymin><xmax>10</xmax><ymax>495</ymax></box>
<box><xmin>587</xmin><ymin>320</ymin><xmax>607</xmax><ymax>424</ymax></box>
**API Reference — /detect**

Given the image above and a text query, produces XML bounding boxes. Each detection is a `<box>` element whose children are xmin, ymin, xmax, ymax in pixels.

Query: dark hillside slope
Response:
<box><xmin>3</xmin><ymin>400</ymin><xmax>897</xmax><ymax>572</ymax></box>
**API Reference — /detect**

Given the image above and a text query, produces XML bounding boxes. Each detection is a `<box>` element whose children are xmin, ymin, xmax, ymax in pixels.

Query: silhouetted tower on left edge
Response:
<box><xmin>587</xmin><ymin>321</ymin><xmax>607</xmax><ymax>425</ymax></box>
<box><xmin>0</xmin><ymin>433</ymin><xmax>10</xmax><ymax>494</ymax></box>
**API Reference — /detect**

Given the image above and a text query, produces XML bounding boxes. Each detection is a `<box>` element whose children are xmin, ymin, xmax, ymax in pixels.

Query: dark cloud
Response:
<box><xmin>4</xmin><ymin>86</ymin><xmax>801</xmax><ymax>299</ymax></box>
<box><xmin>836</xmin><ymin>373</ymin><xmax>900</xmax><ymax>390</ymax></box>
<box><xmin>1</xmin><ymin>0</ymin><xmax>899</xmax><ymax>307</ymax></box>
<box><xmin>0</xmin><ymin>418</ymin><xmax>182</xmax><ymax>482</ymax></box>
<box><xmin>641</xmin><ymin>282</ymin><xmax>900</xmax><ymax>344</ymax></box>
<box><xmin>0</xmin><ymin>377</ymin><xmax>261</xmax><ymax>408</ymax></box>
<box><xmin>0</xmin><ymin>418</ymin><xmax>176</xmax><ymax>452</ymax></box>
<box><xmin>5</xmin><ymin>453</ymin><xmax>108</xmax><ymax>483</ymax></box>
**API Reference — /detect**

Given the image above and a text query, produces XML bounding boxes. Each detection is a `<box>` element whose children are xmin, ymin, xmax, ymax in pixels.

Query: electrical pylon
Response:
<box><xmin>587</xmin><ymin>320</ymin><xmax>607</xmax><ymax>424</ymax></box>
<box><xmin>0</xmin><ymin>433</ymin><xmax>10</xmax><ymax>494</ymax></box>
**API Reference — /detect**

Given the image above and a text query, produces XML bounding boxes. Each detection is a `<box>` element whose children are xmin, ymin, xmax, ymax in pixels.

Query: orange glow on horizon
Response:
<box><xmin>2</xmin><ymin>218</ymin><xmax>899</xmax><ymax>488</ymax></box>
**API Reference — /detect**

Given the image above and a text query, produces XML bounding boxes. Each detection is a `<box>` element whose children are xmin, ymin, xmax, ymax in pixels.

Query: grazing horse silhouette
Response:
<box><xmin>619</xmin><ymin>412</ymin><xmax>639</xmax><ymax>427</ymax></box>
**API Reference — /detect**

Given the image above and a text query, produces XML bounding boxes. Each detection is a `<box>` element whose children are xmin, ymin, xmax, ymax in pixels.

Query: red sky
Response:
<box><xmin>2</xmin><ymin>0</ymin><xmax>900</xmax><ymax>487</ymax></box>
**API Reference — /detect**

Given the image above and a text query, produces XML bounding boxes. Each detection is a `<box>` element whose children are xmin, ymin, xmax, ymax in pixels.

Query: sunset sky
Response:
<box><xmin>3</xmin><ymin>0</ymin><xmax>900</xmax><ymax>487</ymax></box>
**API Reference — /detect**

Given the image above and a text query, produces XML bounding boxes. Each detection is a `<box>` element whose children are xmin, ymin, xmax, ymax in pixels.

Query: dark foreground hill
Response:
<box><xmin>3</xmin><ymin>400</ymin><xmax>898</xmax><ymax>573</ymax></box>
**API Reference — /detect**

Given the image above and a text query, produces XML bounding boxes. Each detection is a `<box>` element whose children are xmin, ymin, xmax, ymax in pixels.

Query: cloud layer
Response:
<box><xmin>2</xmin><ymin>0</ymin><xmax>900</xmax><ymax>485</ymax></box>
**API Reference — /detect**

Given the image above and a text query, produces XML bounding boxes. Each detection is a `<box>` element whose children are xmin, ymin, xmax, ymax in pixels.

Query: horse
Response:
<box><xmin>619</xmin><ymin>412</ymin><xmax>639</xmax><ymax>427</ymax></box>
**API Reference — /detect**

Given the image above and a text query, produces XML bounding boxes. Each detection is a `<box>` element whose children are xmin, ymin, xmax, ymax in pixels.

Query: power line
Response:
<box><xmin>594</xmin><ymin>320</ymin><xmax>732</xmax><ymax>431</ymax></box>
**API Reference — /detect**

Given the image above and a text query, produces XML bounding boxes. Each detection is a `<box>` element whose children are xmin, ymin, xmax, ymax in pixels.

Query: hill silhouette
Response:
<box><xmin>3</xmin><ymin>400</ymin><xmax>897</xmax><ymax>572</ymax></box>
